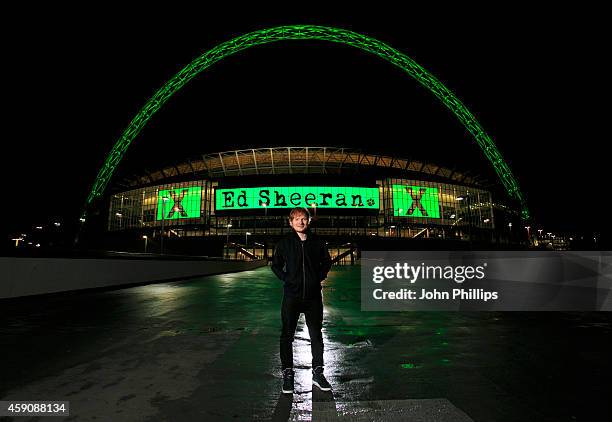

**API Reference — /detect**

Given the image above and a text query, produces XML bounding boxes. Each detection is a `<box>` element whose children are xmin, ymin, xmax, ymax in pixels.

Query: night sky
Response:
<box><xmin>4</xmin><ymin>9</ymin><xmax>607</xmax><ymax>237</ymax></box>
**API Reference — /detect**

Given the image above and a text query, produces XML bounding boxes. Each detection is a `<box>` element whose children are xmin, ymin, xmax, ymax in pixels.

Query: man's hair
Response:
<box><xmin>288</xmin><ymin>207</ymin><xmax>311</xmax><ymax>220</ymax></box>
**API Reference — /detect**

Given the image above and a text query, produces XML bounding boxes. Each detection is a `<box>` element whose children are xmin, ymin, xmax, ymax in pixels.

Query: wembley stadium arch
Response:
<box><xmin>84</xmin><ymin>24</ymin><xmax>529</xmax><ymax>222</ymax></box>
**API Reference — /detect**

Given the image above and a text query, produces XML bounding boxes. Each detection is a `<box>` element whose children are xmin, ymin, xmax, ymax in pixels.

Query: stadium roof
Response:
<box><xmin>119</xmin><ymin>147</ymin><xmax>488</xmax><ymax>189</ymax></box>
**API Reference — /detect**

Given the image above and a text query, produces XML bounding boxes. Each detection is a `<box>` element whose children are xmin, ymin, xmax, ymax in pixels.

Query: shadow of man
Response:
<box><xmin>270</xmin><ymin>393</ymin><xmax>293</xmax><ymax>421</ymax></box>
<box><xmin>312</xmin><ymin>387</ymin><xmax>339</xmax><ymax>420</ymax></box>
<box><xmin>270</xmin><ymin>388</ymin><xmax>338</xmax><ymax>421</ymax></box>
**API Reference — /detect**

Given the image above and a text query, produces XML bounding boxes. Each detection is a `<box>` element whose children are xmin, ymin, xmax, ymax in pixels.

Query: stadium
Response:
<box><xmin>86</xmin><ymin>146</ymin><xmax>525</xmax><ymax>259</ymax></box>
<box><xmin>78</xmin><ymin>26</ymin><xmax>529</xmax><ymax>258</ymax></box>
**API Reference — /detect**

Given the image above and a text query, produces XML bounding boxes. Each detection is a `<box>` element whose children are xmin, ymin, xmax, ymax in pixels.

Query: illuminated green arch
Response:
<box><xmin>86</xmin><ymin>25</ymin><xmax>529</xmax><ymax>219</ymax></box>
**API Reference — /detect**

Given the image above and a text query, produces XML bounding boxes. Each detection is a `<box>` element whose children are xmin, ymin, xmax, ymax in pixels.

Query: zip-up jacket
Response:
<box><xmin>271</xmin><ymin>230</ymin><xmax>332</xmax><ymax>299</ymax></box>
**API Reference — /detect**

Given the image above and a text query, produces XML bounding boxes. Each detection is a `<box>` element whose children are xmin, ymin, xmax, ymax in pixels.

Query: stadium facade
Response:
<box><xmin>102</xmin><ymin>147</ymin><xmax>522</xmax><ymax>257</ymax></box>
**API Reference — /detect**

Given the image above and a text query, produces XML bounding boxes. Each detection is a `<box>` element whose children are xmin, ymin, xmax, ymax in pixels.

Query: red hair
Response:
<box><xmin>288</xmin><ymin>207</ymin><xmax>311</xmax><ymax>220</ymax></box>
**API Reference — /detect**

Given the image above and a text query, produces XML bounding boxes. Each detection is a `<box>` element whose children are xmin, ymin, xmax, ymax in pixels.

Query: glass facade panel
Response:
<box><xmin>108</xmin><ymin>178</ymin><xmax>494</xmax><ymax>236</ymax></box>
<box><xmin>381</xmin><ymin>178</ymin><xmax>494</xmax><ymax>230</ymax></box>
<box><xmin>108</xmin><ymin>180</ymin><xmax>210</xmax><ymax>231</ymax></box>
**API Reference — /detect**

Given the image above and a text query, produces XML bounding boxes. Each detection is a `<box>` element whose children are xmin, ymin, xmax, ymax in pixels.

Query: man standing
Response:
<box><xmin>271</xmin><ymin>207</ymin><xmax>333</xmax><ymax>394</ymax></box>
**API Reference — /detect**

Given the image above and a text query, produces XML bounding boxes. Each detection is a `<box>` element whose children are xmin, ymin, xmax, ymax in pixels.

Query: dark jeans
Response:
<box><xmin>280</xmin><ymin>295</ymin><xmax>324</xmax><ymax>370</ymax></box>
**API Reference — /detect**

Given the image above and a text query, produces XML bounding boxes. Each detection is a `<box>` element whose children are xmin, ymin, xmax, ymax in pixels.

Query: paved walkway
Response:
<box><xmin>1</xmin><ymin>266</ymin><xmax>612</xmax><ymax>421</ymax></box>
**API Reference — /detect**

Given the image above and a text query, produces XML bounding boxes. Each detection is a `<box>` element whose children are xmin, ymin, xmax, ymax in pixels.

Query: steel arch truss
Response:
<box><xmin>86</xmin><ymin>25</ymin><xmax>529</xmax><ymax>219</ymax></box>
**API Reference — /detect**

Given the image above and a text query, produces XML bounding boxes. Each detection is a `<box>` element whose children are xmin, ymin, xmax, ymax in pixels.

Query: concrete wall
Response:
<box><xmin>0</xmin><ymin>257</ymin><xmax>267</xmax><ymax>299</ymax></box>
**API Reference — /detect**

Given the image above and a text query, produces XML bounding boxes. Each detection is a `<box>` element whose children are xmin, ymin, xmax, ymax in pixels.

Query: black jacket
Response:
<box><xmin>271</xmin><ymin>230</ymin><xmax>332</xmax><ymax>299</ymax></box>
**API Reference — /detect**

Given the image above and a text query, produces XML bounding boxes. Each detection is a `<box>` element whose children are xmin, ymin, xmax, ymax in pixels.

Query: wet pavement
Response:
<box><xmin>1</xmin><ymin>266</ymin><xmax>612</xmax><ymax>421</ymax></box>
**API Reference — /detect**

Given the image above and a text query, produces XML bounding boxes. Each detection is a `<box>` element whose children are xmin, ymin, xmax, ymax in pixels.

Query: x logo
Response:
<box><xmin>167</xmin><ymin>189</ymin><xmax>189</xmax><ymax>218</ymax></box>
<box><xmin>406</xmin><ymin>187</ymin><xmax>428</xmax><ymax>216</ymax></box>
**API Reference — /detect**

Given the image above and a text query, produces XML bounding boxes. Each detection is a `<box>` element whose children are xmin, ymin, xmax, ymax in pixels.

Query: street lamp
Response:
<box><xmin>396</xmin><ymin>209</ymin><xmax>404</xmax><ymax>237</ymax></box>
<box><xmin>142</xmin><ymin>235</ymin><xmax>148</xmax><ymax>253</ymax></box>
<box><xmin>226</xmin><ymin>222</ymin><xmax>232</xmax><ymax>258</ymax></box>
<box><xmin>457</xmin><ymin>194</ymin><xmax>473</xmax><ymax>247</ymax></box>
<box><xmin>245</xmin><ymin>231</ymin><xmax>251</xmax><ymax>246</ymax></box>
<box><xmin>160</xmin><ymin>196</ymin><xmax>169</xmax><ymax>255</ymax></box>
<box><xmin>310</xmin><ymin>202</ymin><xmax>317</xmax><ymax>219</ymax></box>
<box><xmin>226</xmin><ymin>223</ymin><xmax>233</xmax><ymax>243</ymax></box>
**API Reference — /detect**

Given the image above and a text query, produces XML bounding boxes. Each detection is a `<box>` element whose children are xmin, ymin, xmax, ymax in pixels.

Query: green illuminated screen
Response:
<box><xmin>157</xmin><ymin>187</ymin><xmax>202</xmax><ymax>220</ymax></box>
<box><xmin>216</xmin><ymin>186</ymin><xmax>379</xmax><ymax>210</ymax></box>
<box><xmin>392</xmin><ymin>185</ymin><xmax>440</xmax><ymax>218</ymax></box>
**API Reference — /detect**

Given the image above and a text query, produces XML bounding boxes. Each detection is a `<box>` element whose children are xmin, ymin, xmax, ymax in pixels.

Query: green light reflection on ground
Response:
<box><xmin>401</xmin><ymin>363</ymin><xmax>420</xmax><ymax>369</ymax></box>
